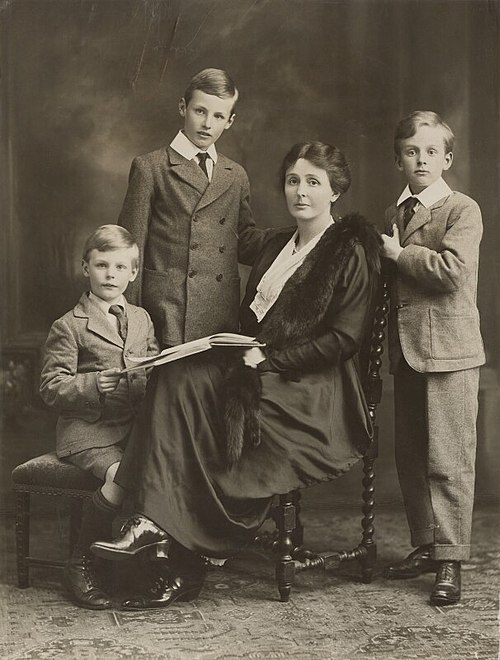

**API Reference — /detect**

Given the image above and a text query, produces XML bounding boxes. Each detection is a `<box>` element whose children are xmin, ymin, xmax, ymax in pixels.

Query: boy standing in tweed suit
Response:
<box><xmin>40</xmin><ymin>225</ymin><xmax>159</xmax><ymax>610</ymax></box>
<box><xmin>381</xmin><ymin>111</ymin><xmax>485</xmax><ymax>606</ymax></box>
<box><xmin>118</xmin><ymin>68</ymin><xmax>267</xmax><ymax>348</ymax></box>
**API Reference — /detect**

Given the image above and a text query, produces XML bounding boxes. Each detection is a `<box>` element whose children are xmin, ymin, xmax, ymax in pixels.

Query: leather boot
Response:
<box><xmin>430</xmin><ymin>561</ymin><xmax>461</xmax><ymax>606</ymax></box>
<box><xmin>64</xmin><ymin>553</ymin><xmax>111</xmax><ymax>610</ymax></box>
<box><xmin>64</xmin><ymin>490</ymin><xmax>117</xmax><ymax>609</ymax></box>
<box><xmin>91</xmin><ymin>514</ymin><xmax>170</xmax><ymax>560</ymax></box>
<box><xmin>383</xmin><ymin>544</ymin><xmax>440</xmax><ymax>579</ymax></box>
<box><xmin>121</xmin><ymin>542</ymin><xmax>207</xmax><ymax>610</ymax></box>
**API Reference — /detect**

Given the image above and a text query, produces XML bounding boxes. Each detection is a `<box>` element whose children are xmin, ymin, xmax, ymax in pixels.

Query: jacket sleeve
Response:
<box><xmin>236</xmin><ymin>169</ymin><xmax>269</xmax><ymax>266</ymax></box>
<box><xmin>39</xmin><ymin>318</ymin><xmax>101</xmax><ymax>410</ymax></box>
<box><xmin>117</xmin><ymin>157</ymin><xmax>154</xmax><ymax>305</ymax></box>
<box><xmin>259</xmin><ymin>244</ymin><xmax>374</xmax><ymax>374</ymax></box>
<box><xmin>146</xmin><ymin>314</ymin><xmax>160</xmax><ymax>357</ymax></box>
<box><xmin>396</xmin><ymin>198</ymin><xmax>482</xmax><ymax>293</ymax></box>
<box><xmin>144</xmin><ymin>312</ymin><xmax>160</xmax><ymax>378</ymax></box>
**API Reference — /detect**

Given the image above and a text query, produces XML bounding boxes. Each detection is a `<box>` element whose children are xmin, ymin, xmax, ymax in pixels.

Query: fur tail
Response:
<box><xmin>223</xmin><ymin>362</ymin><xmax>262</xmax><ymax>466</ymax></box>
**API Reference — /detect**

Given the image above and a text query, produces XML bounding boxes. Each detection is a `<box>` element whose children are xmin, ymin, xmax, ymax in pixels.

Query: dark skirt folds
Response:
<box><xmin>116</xmin><ymin>350</ymin><xmax>372</xmax><ymax>558</ymax></box>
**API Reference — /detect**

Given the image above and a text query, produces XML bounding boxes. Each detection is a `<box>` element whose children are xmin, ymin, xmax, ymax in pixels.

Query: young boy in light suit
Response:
<box><xmin>381</xmin><ymin>111</ymin><xmax>485</xmax><ymax>606</ymax></box>
<box><xmin>118</xmin><ymin>68</ymin><xmax>267</xmax><ymax>349</ymax></box>
<box><xmin>40</xmin><ymin>225</ymin><xmax>159</xmax><ymax>609</ymax></box>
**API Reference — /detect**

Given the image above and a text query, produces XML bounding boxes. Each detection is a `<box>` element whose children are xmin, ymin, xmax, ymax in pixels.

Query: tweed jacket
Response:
<box><xmin>118</xmin><ymin>146</ymin><xmax>267</xmax><ymax>347</ymax></box>
<box><xmin>385</xmin><ymin>191</ymin><xmax>485</xmax><ymax>373</ymax></box>
<box><xmin>39</xmin><ymin>293</ymin><xmax>159</xmax><ymax>457</ymax></box>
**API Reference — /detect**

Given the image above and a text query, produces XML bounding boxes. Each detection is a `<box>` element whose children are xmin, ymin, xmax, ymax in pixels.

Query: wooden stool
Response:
<box><xmin>11</xmin><ymin>452</ymin><xmax>100</xmax><ymax>588</ymax></box>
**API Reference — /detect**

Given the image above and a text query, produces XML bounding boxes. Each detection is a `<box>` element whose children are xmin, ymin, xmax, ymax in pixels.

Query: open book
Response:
<box><xmin>120</xmin><ymin>333</ymin><xmax>265</xmax><ymax>375</ymax></box>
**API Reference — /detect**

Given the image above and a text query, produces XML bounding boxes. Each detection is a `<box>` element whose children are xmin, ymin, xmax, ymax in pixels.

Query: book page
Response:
<box><xmin>120</xmin><ymin>333</ymin><xmax>265</xmax><ymax>374</ymax></box>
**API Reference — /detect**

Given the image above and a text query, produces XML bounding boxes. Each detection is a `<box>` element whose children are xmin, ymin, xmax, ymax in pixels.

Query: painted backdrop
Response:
<box><xmin>1</xmin><ymin>0</ymin><xmax>499</xmax><ymax>501</ymax></box>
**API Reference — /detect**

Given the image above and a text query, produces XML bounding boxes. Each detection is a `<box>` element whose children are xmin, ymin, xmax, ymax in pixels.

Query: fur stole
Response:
<box><xmin>223</xmin><ymin>213</ymin><xmax>382</xmax><ymax>465</ymax></box>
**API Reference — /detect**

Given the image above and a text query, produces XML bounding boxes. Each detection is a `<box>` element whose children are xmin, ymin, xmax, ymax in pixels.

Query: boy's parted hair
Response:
<box><xmin>82</xmin><ymin>225</ymin><xmax>139</xmax><ymax>268</ymax></box>
<box><xmin>279</xmin><ymin>141</ymin><xmax>351</xmax><ymax>195</ymax></box>
<box><xmin>394</xmin><ymin>111</ymin><xmax>455</xmax><ymax>155</ymax></box>
<box><xmin>183</xmin><ymin>68</ymin><xmax>239</xmax><ymax>111</ymax></box>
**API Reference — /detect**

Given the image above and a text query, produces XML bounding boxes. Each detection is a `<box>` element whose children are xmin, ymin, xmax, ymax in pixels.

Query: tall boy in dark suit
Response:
<box><xmin>40</xmin><ymin>225</ymin><xmax>159</xmax><ymax>609</ymax></box>
<box><xmin>118</xmin><ymin>68</ymin><xmax>267</xmax><ymax>348</ymax></box>
<box><xmin>381</xmin><ymin>111</ymin><xmax>485</xmax><ymax>606</ymax></box>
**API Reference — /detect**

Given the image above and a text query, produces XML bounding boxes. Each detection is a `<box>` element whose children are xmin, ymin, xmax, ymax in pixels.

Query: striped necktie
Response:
<box><xmin>402</xmin><ymin>197</ymin><xmax>418</xmax><ymax>229</ymax></box>
<box><xmin>109</xmin><ymin>305</ymin><xmax>128</xmax><ymax>342</ymax></box>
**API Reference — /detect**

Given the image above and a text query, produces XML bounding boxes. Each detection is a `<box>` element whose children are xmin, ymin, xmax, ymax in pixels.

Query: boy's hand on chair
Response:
<box><xmin>97</xmin><ymin>368</ymin><xmax>122</xmax><ymax>393</ymax></box>
<box><xmin>381</xmin><ymin>224</ymin><xmax>403</xmax><ymax>261</ymax></box>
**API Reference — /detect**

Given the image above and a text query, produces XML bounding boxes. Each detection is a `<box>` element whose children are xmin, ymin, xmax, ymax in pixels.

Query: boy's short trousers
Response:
<box><xmin>65</xmin><ymin>443</ymin><xmax>125</xmax><ymax>481</ymax></box>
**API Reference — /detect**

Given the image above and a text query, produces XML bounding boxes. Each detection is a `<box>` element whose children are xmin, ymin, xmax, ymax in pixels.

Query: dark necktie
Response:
<box><xmin>109</xmin><ymin>305</ymin><xmax>128</xmax><ymax>342</ymax></box>
<box><xmin>197</xmin><ymin>152</ymin><xmax>209</xmax><ymax>179</ymax></box>
<box><xmin>402</xmin><ymin>196</ymin><xmax>418</xmax><ymax>229</ymax></box>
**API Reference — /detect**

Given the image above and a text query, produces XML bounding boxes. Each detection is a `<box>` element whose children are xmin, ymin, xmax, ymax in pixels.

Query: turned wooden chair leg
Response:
<box><xmin>359</xmin><ymin>451</ymin><xmax>377</xmax><ymax>583</ymax></box>
<box><xmin>291</xmin><ymin>490</ymin><xmax>304</xmax><ymax>548</ymax></box>
<box><xmin>275</xmin><ymin>491</ymin><xmax>296</xmax><ymax>602</ymax></box>
<box><xmin>15</xmin><ymin>491</ymin><xmax>30</xmax><ymax>588</ymax></box>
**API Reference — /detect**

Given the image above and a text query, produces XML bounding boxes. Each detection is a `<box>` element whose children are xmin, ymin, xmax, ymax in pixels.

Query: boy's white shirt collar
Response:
<box><xmin>88</xmin><ymin>291</ymin><xmax>126</xmax><ymax>314</ymax></box>
<box><xmin>170</xmin><ymin>130</ymin><xmax>218</xmax><ymax>163</ymax></box>
<box><xmin>397</xmin><ymin>177</ymin><xmax>453</xmax><ymax>209</ymax></box>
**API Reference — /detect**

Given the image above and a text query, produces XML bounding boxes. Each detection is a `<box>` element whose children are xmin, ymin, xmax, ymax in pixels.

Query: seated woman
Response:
<box><xmin>91</xmin><ymin>141</ymin><xmax>382</xmax><ymax>609</ymax></box>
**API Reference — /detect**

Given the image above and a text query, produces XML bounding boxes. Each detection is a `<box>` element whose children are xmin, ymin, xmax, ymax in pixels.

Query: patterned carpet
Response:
<box><xmin>0</xmin><ymin>494</ymin><xmax>498</xmax><ymax>660</ymax></box>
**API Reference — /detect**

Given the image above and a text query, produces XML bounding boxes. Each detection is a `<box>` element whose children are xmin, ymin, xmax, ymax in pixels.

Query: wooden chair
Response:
<box><xmin>254</xmin><ymin>280</ymin><xmax>389</xmax><ymax>601</ymax></box>
<box><xmin>11</xmin><ymin>453</ymin><xmax>100</xmax><ymax>588</ymax></box>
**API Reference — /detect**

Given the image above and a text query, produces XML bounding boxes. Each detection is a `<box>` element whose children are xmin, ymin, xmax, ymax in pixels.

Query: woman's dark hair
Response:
<box><xmin>279</xmin><ymin>141</ymin><xmax>351</xmax><ymax>195</ymax></box>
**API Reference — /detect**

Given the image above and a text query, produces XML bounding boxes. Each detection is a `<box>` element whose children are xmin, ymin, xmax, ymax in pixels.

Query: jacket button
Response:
<box><xmin>190</xmin><ymin>242</ymin><xmax>199</xmax><ymax>250</ymax></box>
<box><xmin>219</xmin><ymin>218</ymin><xmax>226</xmax><ymax>225</ymax></box>
<box><xmin>395</xmin><ymin>303</ymin><xmax>406</xmax><ymax>310</ymax></box>
<box><xmin>216</xmin><ymin>273</ymin><xmax>223</xmax><ymax>282</ymax></box>
<box><xmin>219</xmin><ymin>245</ymin><xmax>225</xmax><ymax>253</ymax></box>
<box><xmin>193</xmin><ymin>215</ymin><xmax>199</xmax><ymax>222</ymax></box>
<box><xmin>188</xmin><ymin>270</ymin><xmax>197</xmax><ymax>278</ymax></box>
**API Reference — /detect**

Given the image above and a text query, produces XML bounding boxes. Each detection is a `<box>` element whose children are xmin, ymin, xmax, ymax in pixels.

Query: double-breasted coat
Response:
<box><xmin>118</xmin><ymin>146</ymin><xmax>267</xmax><ymax>347</ymax></box>
<box><xmin>39</xmin><ymin>293</ymin><xmax>159</xmax><ymax>458</ymax></box>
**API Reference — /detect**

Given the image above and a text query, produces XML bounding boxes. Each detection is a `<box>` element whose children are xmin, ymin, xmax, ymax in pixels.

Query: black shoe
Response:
<box><xmin>64</xmin><ymin>554</ymin><xmax>111</xmax><ymax>610</ymax></box>
<box><xmin>384</xmin><ymin>545</ymin><xmax>440</xmax><ymax>579</ymax></box>
<box><xmin>121</xmin><ymin>574</ymin><xmax>204</xmax><ymax>610</ymax></box>
<box><xmin>430</xmin><ymin>561</ymin><xmax>461</xmax><ymax>606</ymax></box>
<box><xmin>90</xmin><ymin>515</ymin><xmax>170</xmax><ymax>561</ymax></box>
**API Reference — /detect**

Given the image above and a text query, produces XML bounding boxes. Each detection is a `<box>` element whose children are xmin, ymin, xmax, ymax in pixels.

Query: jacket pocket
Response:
<box><xmin>429</xmin><ymin>310</ymin><xmax>480</xmax><ymax>360</ymax></box>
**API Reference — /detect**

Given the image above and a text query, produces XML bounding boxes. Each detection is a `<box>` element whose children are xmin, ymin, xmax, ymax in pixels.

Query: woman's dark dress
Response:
<box><xmin>116</xmin><ymin>225</ymin><xmax>377</xmax><ymax>558</ymax></box>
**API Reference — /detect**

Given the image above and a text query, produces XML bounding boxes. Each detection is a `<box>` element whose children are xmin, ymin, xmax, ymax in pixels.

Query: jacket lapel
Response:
<box><xmin>196</xmin><ymin>155</ymin><xmax>234</xmax><ymax>211</ymax></box>
<box><xmin>168</xmin><ymin>146</ymin><xmax>208</xmax><ymax>196</ymax></box>
<box><xmin>123</xmin><ymin>303</ymin><xmax>142</xmax><ymax>348</ymax></box>
<box><xmin>401</xmin><ymin>196</ymin><xmax>448</xmax><ymax>245</ymax></box>
<box><xmin>401</xmin><ymin>206</ymin><xmax>431</xmax><ymax>245</ymax></box>
<box><xmin>74</xmin><ymin>293</ymin><xmax>123</xmax><ymax>348</ymax></box>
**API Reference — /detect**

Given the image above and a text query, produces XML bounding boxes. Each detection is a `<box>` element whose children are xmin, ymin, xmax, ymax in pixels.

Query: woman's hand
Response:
<box><xmin>243</xmin><ymin>347</ymin><xmax>266</xmax><ymax>369</ymax></box>
<box><xmin>97</xmin><ymin>368</ymin><xmax>122</xmax><ymax>393</ymax></box>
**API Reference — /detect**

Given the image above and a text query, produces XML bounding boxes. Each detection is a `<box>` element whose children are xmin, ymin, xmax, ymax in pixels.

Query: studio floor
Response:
<box><xmin>0</xmin><ymin>493</ymin><xmax>498</xmax><ymax>660</ymax></box>
<box><xmin>0</xmin><ymin>411</ymin><xmax>499</xmax><ymax>659</ymax></box>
